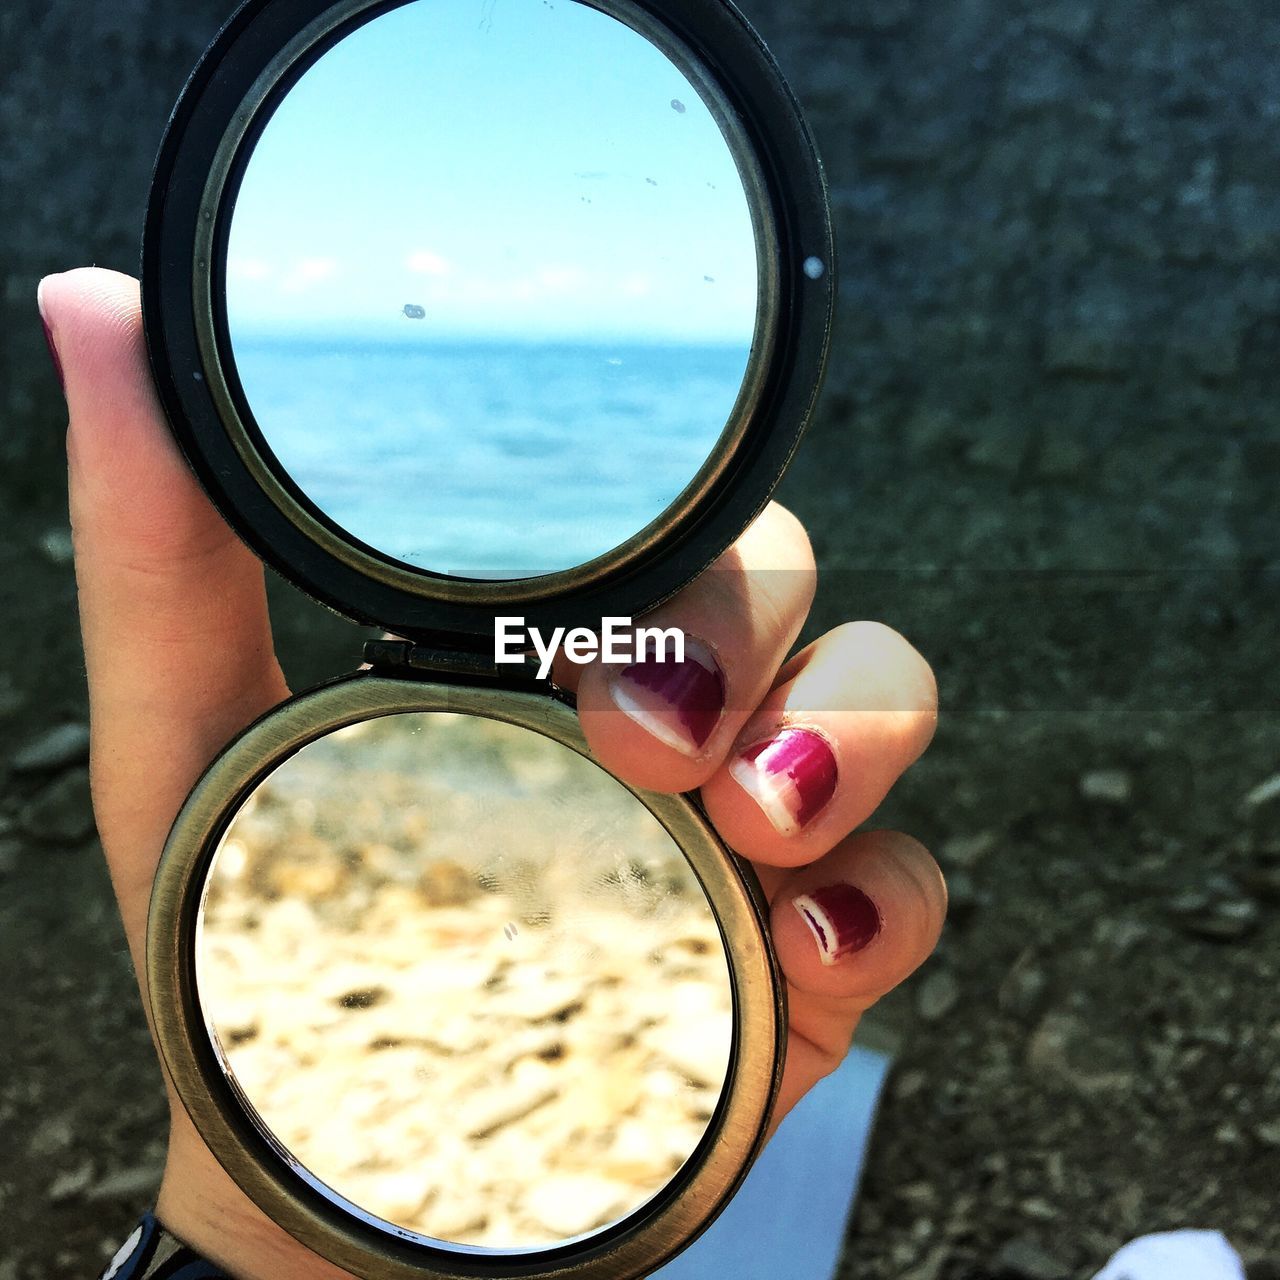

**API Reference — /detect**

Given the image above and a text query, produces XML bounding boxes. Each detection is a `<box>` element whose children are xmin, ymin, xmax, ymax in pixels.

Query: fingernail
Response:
<box><xmin>793</xmin><ymin>884</ymin><xmax>881</xmax><ymax>965</ymax></box>
<box><xmin>729</xmin><ymin>726</ymin><xmax>837</xmax><ymax>835</ymax></box>
<box><xmin>37</xmin><ymin>279</ymin><xmax>64</xmax><ymax>392</ymax></box>
<box><xmin>607</xmin><ymin>635</ymin><xmax>725</xmax><ymax>755</ymax></box>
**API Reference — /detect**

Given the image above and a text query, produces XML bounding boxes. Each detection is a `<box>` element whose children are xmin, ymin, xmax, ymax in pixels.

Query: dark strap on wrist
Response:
<box><xmin>99</xmin><ymin>1212</ymin><xmax>231</xmax><ymax>1279</ymax></box>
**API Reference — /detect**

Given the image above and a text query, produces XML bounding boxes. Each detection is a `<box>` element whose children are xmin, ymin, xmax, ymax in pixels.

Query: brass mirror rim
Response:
<box><xmin>193</xmin><ymin>0</ymin><xmax>782</xmax><ymax>606</ymax></box>
<box><xmin>148</xmin><ymin>675</ymin><xmax>786</xmax><ymax>1280</ymax></box>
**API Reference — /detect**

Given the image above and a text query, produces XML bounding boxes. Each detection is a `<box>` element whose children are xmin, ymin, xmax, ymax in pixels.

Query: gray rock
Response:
<box><xmin>1174</xmin><ymin>897</ymin><xmax>1260</xmax><ymax>942</ymax></box>
<box><xmin>0</xmin><ymin>838</ymin><xmax>19</xmax><ymax>878</ymax></box>
<box><xmin>917</xmin><ymin>969</ymin><xmax>961</xmax><ymax>1023</ymax></box>
<box><xmin>994</xmin><ymin>1236</ymin><xmax>1070</xmax><ymax>1280</ymax></box>
<box><xmin>1021</xmin><ymin>1196</ymin><xmax>1057</xmax><ymax>1221</ymax></box>
<box><xmin>27</xmin><ymin>1115</ymin><xmax>74</xmax><ymax>1158</ymax></box>
<box><xmin>939</xmin><ymin>831</ymin><xmax>997</xmax><ymax>869</ymax></box>
<box><xmin>1092</xmin><ymin>917</ymin><xmax>1151</xmax><ymax>952</ymax></box>
<box><xmin>1244</xmin><ymin>774</ymin><xmax>1280</xmax><ymax>810</ymax></box>
<box><xmin>1255</xmin><ymin>1120</ymin><xmax>1280</xmax><ymax>1147</ymax></box>
<box><xmin>1026</xmin><ymin>1011</ymin><xmax>1136</xmax><ymax>1095</ymax></box>
<box><xmin>903</xmin><ymin>1244</ymin><xmax>949</xmax><ymax>1280</ymax></box>
<box><xmin>1079</xmin><ymin>768</ymin><xmax>1133</xmax><ymax>805</ymax></box>
<box><xmin>38</xmin><ymin>526</ymin><xmax>75</xmax><ymax>565</ymax></box>
<box><xmin>18</xmin><ymin>768</ymin><xmax>95</xmax><ymax>845</ymax></box>
<box><xmin>48</xmin><ymin>1161</ymin><xmax>93</xmax><ymax>1203</ymax></box>
<box><xmin>87</xmin><ymin>1164</ymin><xmax>162</xmax><ymax>1202</ymax></box>
<box><xmin>13</xmin><ymin>722</ymin><xmax>89</xmax><ymax>773</ymax></box>
<box><xmin>999</xmin><ymin>957</ymin><xmax>1048</xmax><ymax>1018</ymax></box>
<box><xmin>893</xmin><ymin>1069</ymin><xmax>928</xmax><ymax>1101</ymax></box>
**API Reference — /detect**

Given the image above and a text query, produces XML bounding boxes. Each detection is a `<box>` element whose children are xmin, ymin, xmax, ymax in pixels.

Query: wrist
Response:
<box><xmin>153</xmin><ymin>1115</ymin><xmax>357</xmax><ymax>1280</ymax></box>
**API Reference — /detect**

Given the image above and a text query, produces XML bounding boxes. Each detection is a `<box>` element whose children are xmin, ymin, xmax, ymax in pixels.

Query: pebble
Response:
<box><xmin>38</xmin><ymin>527</ymin><xmax>75</xmax><ymax>565</ymax></box>
<box><xmin>1026</xmin><ymin>1011</ymin><xmax>1135</xmax><ymax>1095</ymax></box>
<box><xmin>13</xmin><ymin>722</ymin><xmax>90</xmax><ymax>773</ymax></box>
<box><xmin>916</xmin><ymin>969</ymin><xmax>961</xmax><ymax>1022</ymax></box>
<box><xmin>18</xmin><ymin>768</ymin><xmax>95</xmax><ymax>844</ymax></box>
<box><xmin>86</xmin><ymin>1164</ymin><xmax>162</xmax><ymax>1202</ymax></box>
<box><xmin>1243</xmin><ymin>774</ymin><xmax>1280</xmax><ymax>810</ymax></box>
<box><xmin>1021</xmin><ymin>1196</ymin><xmax>1057</xmax><ymax>1221</ymax></box>
<box><xmin>1093</xmin><ymin>917</ymin><xmax>1151</xmax><ymax>952</ymax></box>
<box><xmin>893</xmin><ymin>1068</ymin><xmax>928</xmax><ymax>1100</ymax></box>
<box><xmin>1174</xmin><ymin>896</ymin><xmax>1260</xmax><ymax>942</ymax></box>
<box><xmin>939</xmin><ymin>831</ymin><xmax>996</xmax><ymax>868</ymax></box>
<box><xmin>28</xmin><ymin>1114</ymin><xmax>74</xmax><ymax>1157</ymax></box>
<box><xmin>993</xmin><ymin>1237</ymin><xmax>1070</xmax><ymax>1279</ymax></box>
<box><xmin>998</xmin><ymin>957</ymin><xmax>1048</xmax><ymax>1017</ymax></box>
<box><xmin>1255</xmin><ymin>1120</ymin><xmax>1280</xmax><ymax>1147</ymax></box>
<box><xmin>903</xmin><ymin>1244</ymin><xmax>949</xmax><ymax>1280</ymax></box>
<box><xmin>1079</xmin><ymin>768</ymin><xmax>1133</xmax><ymax>805</ymax></box>
<box><xmin>48</xmin><ymin>1161</ymin><xmax>93</xmax><ymax>1202</ymax></box>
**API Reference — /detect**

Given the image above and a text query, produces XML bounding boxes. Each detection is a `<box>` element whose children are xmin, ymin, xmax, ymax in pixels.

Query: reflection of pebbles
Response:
<box><xmin>199</xmin><ymin>713</ymin><xmax>733</xmax><ymax>1247</ymax></box>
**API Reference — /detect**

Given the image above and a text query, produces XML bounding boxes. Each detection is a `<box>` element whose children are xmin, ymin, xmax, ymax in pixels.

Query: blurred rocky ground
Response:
<box><xmin>1</xmin><ymin>0</ymin><xmax>1278</xmax><ymax>1277</ymax></box>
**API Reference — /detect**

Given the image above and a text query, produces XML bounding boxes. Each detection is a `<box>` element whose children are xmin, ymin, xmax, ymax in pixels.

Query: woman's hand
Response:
<box><xmin>40</xmin><ymin>266</ymin><xmax>945</xmax><ymax>1280</ymax></box>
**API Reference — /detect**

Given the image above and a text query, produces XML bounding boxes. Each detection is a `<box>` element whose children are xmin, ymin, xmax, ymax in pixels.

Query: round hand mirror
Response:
<box><xmin>199</xmin><ymin>711</ymin><xmax>737</xmax><ymax>1248</ymax></box>
<box><xmin>142</xmin><ymin>0</ymin><xmax>832</xmax><ymax>1275</ymax></box>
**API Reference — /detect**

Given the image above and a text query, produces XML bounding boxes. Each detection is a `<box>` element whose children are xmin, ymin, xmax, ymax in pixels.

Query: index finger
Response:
<box><xmin>558</xmin><ymin>502</ymin><xmax>817</xmax><ymax>794</ymax></box>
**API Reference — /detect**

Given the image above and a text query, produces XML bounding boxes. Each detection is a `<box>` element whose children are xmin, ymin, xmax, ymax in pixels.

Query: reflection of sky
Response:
<box><xmin>226</xmin><ymin>0</ymin><xmax>758</xmax><ymax>342</ymax></box>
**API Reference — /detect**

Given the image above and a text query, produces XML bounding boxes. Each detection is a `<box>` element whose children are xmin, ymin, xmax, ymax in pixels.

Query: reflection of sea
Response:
<box><xmin>230</xmin><ymin>337</ymin><xmax>751</xmax><ymax>576</ymax></box>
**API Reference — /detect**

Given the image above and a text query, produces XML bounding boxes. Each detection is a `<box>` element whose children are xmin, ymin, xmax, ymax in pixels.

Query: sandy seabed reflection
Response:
<box><xmin>197</xmin><ymin>712</ymin><xmax>733</xmax><ymax>1248</ymax></box>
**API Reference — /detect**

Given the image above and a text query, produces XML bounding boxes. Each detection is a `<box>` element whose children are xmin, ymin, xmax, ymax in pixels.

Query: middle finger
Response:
<box><xmin>562</xmin><ymin>502</ymin><xmax>816</xmax><ymax>792</ymax></box>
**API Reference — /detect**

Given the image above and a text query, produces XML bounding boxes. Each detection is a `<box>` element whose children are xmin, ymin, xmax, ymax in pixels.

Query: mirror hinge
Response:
<box><xmin>363</xmin><ymin>638</ymin><xmax>542</xmax><ymax>685</ymax></box>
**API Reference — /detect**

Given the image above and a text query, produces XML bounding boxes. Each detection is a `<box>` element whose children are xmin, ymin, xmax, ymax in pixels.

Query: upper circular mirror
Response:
<box><xmin>196</xmin><ymin>711</ymin><xmax>733</xmax><ymax>1251</ymax></box>
<box><xmin>222</xmin><ymin>0</ymin><xmax>760</xmax><ymax>578</ymax></box>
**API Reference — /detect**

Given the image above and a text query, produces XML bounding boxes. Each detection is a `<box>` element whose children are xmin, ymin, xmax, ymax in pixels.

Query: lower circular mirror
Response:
<box><xmin>149</xmin><ymin>676</ymin><xmax>783</xmax><ymax>1280</ymax></box>
<box><xmin>197</xmin><ymin>711</ymin><xmax>733</xmax><ymax>1250</ymax></box>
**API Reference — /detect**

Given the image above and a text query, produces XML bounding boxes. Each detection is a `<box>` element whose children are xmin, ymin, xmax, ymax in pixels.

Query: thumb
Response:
<box><xmin>38</xmin><ymin>267</ymin><xmax>287</xmax><ymax>957</ymax></box>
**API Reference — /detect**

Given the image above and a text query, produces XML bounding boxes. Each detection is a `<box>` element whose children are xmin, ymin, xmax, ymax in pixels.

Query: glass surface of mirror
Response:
<box><xmin>196</xmin><ymin>712</ymin><xmax>733</xmax><ymax>1250</ymax></box>
<box><xmin>224</xmin><ymin>0</ymin><xmax>759</xmax><ymax>577</ymax></box>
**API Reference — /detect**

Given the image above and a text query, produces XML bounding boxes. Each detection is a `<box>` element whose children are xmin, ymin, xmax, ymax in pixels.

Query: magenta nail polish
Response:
<box><xmin>40</xmin><ymin>314</ymin><xmax>64</xmax><ymax>392</ymax></box>
<box><xmin>793</xmin><ymin>884</ymin><xmax>881</xmax><ymax>965</ymax></box>
<box><xmin>729</xmin><ymin>727</ymin><xmax>837</xmax><ymax>835</ymax></box>
<box><xmin>607</xmin><ymin>636</ymin><xmax>725</xmax><ymax>754</ymax></box>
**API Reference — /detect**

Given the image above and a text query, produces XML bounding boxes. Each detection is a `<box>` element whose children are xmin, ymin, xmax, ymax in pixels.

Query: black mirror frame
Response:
<box><xmin>142</xmin><ymin>0</ymin><xmax>835</xmax><ymax>642</ymax></box>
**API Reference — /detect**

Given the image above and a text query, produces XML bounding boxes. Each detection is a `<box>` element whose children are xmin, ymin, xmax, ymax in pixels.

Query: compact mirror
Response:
<box><xmin>198</xmin><ymin>712</ymin><xmax>733</xmax><ymax>1250</ymax></box>
<box><xmin>144</xmin><ymin>0</ymin><xmax>833</xmax><ymax>1273</ymax></box>
<box><xmin>224</xmin><ymin>0</ymin><xmax>759</xmax><ymax>577</ymax></box>
<box><xmin>151</xmin><ymin>680</ymin><xmax>783</xmax><ymax>1280</ymax></box>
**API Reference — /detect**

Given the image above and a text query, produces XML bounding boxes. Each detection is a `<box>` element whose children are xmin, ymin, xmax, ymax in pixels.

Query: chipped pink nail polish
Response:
<box><xmin>730</xmin><ymin>726</ymin><xmax>837</xmax><ymax>835</ymax></box>
<box><xmin>607</xmin><ymin>636</ymin><xmax>725</xmax><ymax>755</ymax></box>
<box><xmin>793</xmin><ymin>884</ymin><xmax>881</xmax><ymax>965</ymax></box>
